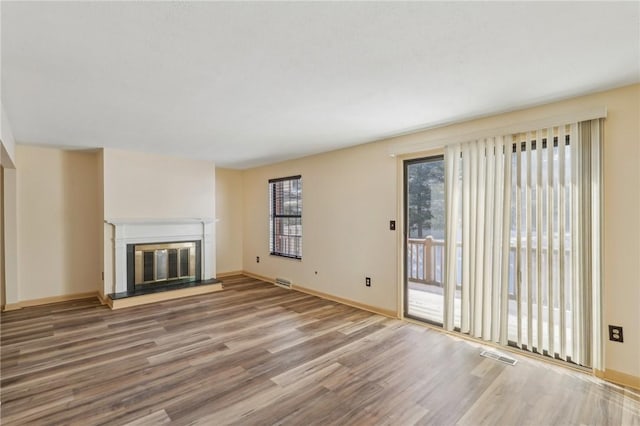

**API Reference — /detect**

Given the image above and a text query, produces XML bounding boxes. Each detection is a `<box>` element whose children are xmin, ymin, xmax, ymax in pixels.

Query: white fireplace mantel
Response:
<box><xmin>105</xmin><ymin>218</ymin><xmax>215</xmax><ymax>294</ymax></box>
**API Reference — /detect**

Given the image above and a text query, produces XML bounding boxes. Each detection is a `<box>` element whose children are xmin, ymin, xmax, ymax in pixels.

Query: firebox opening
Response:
<box><xmin>126</xmin><ymin>240</ymin><xmax>201</xmax><ymax>293</ymax></box>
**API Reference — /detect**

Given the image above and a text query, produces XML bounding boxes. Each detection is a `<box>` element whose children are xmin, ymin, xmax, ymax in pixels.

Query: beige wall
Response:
<box><xmin>1</xmin><ymin>104</ymin><xmax>18</xmax><ymax>307</ymax></box>
<box><xmin>101</xmin><ymin>148</ymin><xmax>216</xmax><ymax>295</ymax></box>
<box><xmin>215</xmin><ymin>168</ymin><xmax>243</xmax><ymax>274</ymax></box>
<box><xmin>243</xmin><ymin>141</ymin><xmax>398</xmax><ymax>312</ymax></box>
<box><xmin>97</xmin><ymin>150</ymin><xmax>105</xmax><ymax>297</ymax></box>
<box><xmin>16</xmin><ymin>146</ymin><xmax>101</xmax><ymax>301</ymax></box>
<box><xmin>3</xmin><ymin>167</ymin><xmax>18</xmax><ymax>305</ymax></box>
<box><xmin>241</xmin><ymin>84</ymin><xmax>640</xmax><ymax>379</ymax></box>
<box><xmin>102</xmin><ymin>148</ymin><xmax>216</xmax><ymax>220</ymax></box>
<box><xmin>13</xmin><ymin>147</ymin><xmax>218</xmax><ymax>300</ymax></box>
<box><xmin>597</xmin><ymin>86</ymin><xmax>639</xmax><ymax>380</ymax></box>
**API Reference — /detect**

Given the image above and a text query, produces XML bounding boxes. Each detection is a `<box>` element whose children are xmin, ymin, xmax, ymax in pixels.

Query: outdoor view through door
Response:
<box><xmin>404</xmin><ymin>119</ymin><xmax>602</xmax><ymax>368</ymax></box>
<box><xmin>405</xmin><ymin>156</ymin><xmax>446</xmax><ymax>325</ymax></box>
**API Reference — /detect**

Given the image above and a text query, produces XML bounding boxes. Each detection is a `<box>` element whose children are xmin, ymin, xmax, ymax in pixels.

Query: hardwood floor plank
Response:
<box><xmin>1</xmin><ymin>275</ymin><xmax>638</xmax><ymax>425</ymax></box>
<box><xmin>123</xmin><ymin>409</ymin><xmax>172</xmax><ymax>426</ymax></box>
<box><xmin>225</xmin><ymin>379</ymin><xmax>333</xmax><ymax>426</ymax></box>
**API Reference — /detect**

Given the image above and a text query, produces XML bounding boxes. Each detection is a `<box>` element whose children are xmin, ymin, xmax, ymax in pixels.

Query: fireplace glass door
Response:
<box><xmin>134</xmin><ymin>242</ymin><xmax>197</xmax><ymax>286</ymax></box>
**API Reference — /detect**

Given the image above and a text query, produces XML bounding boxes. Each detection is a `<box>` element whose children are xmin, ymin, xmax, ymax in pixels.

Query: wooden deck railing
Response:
<box><xmin>407</xmin><ymin>237</ymin><xmax>571</xmax><ymax>300</ymax></box>
<box><xmin>407</xmin><ymin>237</ymin><xmax>445</xmax><ymax>285</ymax></box>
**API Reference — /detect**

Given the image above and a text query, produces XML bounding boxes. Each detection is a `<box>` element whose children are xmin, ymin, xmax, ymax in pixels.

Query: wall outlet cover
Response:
<box><xmin>608</xmin><ymin>325</ymin><xmax>623</xmax><ymax>343</ymax></box>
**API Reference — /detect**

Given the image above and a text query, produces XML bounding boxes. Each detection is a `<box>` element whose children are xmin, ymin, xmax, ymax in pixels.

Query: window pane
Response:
<box><xmin>405</xmin><ymin>157</ymin><xmax>446</xmax><ymax>325</ymax></box>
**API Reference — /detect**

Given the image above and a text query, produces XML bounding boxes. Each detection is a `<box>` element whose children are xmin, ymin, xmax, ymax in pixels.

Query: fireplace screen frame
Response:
<box><xmin>126</xmin><ymin>240</ymin><xmax>201</xmax><ymax>293</ymax></box>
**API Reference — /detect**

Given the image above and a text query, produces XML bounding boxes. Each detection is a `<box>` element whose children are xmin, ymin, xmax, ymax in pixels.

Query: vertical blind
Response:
<box><xmin>444</xmin><ymin>119</ymin><xmax>602</xmax><ymax>368</ymax></box>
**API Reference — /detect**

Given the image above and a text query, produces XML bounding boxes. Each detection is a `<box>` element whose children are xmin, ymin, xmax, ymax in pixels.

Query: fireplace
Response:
<box><xmin>104</xmin><ymin>218</ymin><xmax>215</xmax><ymax>296</ymax></box>
<box><xmin>126</xmin><ymin>240</ymin><xmax>201</xmax><ymax>293</ymax></box>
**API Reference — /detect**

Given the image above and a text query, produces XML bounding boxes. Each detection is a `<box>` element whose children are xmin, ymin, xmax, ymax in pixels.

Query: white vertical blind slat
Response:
<box><xmin>578</xmin><ymin>121</ymin><xmax>594</xmax><ymax>367</ymax></box>
<box><xmin>461</xmin><ymin>144</ymin><xmax>471</xmax><ymax>333</ymax></box>
<box><xmin>580</xmin><ymin>122</ymin><xmax>591</xmax><ymax>365</ymax></box>
<box><xmin>473</xmin><ymin>140</ymin><xmax>486</xmax><ymax>338</ymax></box>
<box><xmin>491</xmin><ymin>138</ymin><xmax>503</xmax><ymax>342</ymax></box>
<box><xmin>590</xmin><ymin>119</ymin><xmax>603</xmax><ymax>371</ymax></box>
<box><xmin>558</xmin><ymin>125</ymin><xmax>567</xmax><ymax>360</ymax></box>
<box><xmin>536</xmin><ymin>129</ymin><xmax>543</xmax><ymax>352</ymax></box>
<box><xmin>444</xmin><ymin>144</ymin><xmax>460</xmax><ymax>331</ymax></box>
<box><xmin>516</xmin><ymin>137</ymin><xmax>523</xmax><ymax>348</ymax></box>
<box><xmin>483</xmin><ymin>138</ymin><xmax>496</xmax><ymax>340</ymax></box>
<box><xmin>469</xmin><ymin>142</ymin><xmax>478</xmax><ymax>335</ymax></box>
<box><xmin>526</xmin><ymin>135</ymin><xmax>534</xmax><ymax>350</ymax></box>
<box><xmin>570</xmin><ymin>122</ymin><xmax>581</xmax><ymax>364</ymax></box>
<box><xmin>500</xmin><ymin>138</ymin><xmax>512</xmax><ymax>345</ymax></box>
<box><xmin>547</xmin><ymin>127</ymin><xmax>555</xmax><ymax>356</ymax></box>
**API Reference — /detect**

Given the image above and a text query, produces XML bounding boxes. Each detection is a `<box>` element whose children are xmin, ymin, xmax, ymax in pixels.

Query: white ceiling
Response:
<box><xmin>2</xmin><ymin>2</ymin><xmax>639</xmax><ymax>168</ymax></box>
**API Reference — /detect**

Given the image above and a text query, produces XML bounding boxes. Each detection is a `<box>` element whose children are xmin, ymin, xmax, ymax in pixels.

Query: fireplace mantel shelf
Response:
<box><xmin>105</xmin><ymin>217</ymin><xmax>215</xmax><ymax>225</ymax></box>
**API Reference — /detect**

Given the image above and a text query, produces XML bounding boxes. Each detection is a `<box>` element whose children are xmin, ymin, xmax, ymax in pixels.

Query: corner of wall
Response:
<box><xmin>1</xmin><ymin>103</ymin><xmax>16</xmax><ymax>168</ymax></box>
<box><xmin>97</xmin><ymin>149</ymin><xmax>105</xmax><ymax>296</ymax></box>
<box><xmin>215</xmin><ymin>167</ymin><xmax>244</xmax><ymax>275</ymax></box>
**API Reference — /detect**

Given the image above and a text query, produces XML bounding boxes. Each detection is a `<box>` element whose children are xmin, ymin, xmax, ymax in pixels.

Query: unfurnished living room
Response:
<box><xmin>1</xmin><ymin>1</ymin><xmax>639</xmax><ymax>425</ymax></box>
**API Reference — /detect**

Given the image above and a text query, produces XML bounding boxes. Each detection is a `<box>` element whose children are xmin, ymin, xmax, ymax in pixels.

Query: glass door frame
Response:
<box><xmin>403</xmin><ymin>154</ymin><xmax>445</xmax><ymax>327</ymax></box>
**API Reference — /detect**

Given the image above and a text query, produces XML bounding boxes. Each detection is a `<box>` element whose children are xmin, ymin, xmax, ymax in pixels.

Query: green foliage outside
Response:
<box><xmin>407</xmin><ymin>160</ymin><xmax>445</xmax><ymax>239</ymax></box>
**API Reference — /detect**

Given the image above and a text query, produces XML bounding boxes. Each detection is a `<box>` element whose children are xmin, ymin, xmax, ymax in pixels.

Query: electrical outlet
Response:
<box><xmin>365</xmin><ymin>277</ymin><xmax>371</xmax><ymax>287</ymax></box>
<box><xmin>609</xmin><ymin>325</ymin><xmax>624</xmax><ymax>343</ymax></box>
<box><xmin>389</xmin><ymin>220</ymin><xmax>396</xmax><ymax>230</ymax></box>
<box><xmin>256</xmin><ymin>256</ymin><xmax>260</xmax><ymax>263</ymax></box>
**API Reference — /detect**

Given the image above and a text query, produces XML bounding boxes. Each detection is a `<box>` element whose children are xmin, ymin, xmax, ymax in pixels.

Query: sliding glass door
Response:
<box><xmin>404</xmin><ymin>156</ymin><xmax>446</xmax><ymax>325</ymax></box>
<box><xmin>403</xmin><ymin>120</ymin><xmax>601</xmax><ymax>369</ymax></box>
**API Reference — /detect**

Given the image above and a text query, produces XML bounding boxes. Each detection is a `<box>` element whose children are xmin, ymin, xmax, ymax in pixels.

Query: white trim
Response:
<box><xmin>388</xmin><ymin>107</ymin><xmax>607</xmax><ymax>157</ymax></box>
<box><xmin>105</xmin><ymin>217</ymin><xmax>214</xmax><ymax>225</ymax></box>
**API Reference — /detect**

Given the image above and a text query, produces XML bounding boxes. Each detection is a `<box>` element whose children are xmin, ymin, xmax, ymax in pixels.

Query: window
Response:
<box><xmin>269</xmin><ymin>175</ymin><xmax>302</xmax><ymax>259</ymax></box>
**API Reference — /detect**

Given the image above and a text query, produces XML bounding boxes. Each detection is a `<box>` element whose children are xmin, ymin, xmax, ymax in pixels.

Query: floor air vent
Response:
<box><xmin>480</xmin><ymin>350</ymin><xmax>517</xmax><ymax>366</ymax></box>
<box><xmin>275</xmin><ymin>278</ymin><xmax>292</xmax><ymax>289</ymax></box>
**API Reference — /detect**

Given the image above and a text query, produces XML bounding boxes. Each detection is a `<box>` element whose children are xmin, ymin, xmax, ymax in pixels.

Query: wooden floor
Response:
<box><xmin>1</xmin><ymin>275</ymin><xmax>639</xmax><ymax>425</ymax></box>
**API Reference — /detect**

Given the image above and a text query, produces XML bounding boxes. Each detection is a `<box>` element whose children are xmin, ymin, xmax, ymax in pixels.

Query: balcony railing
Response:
<box><xmin>407</xmin><ymin>237</ymin><xmax>572</xmax><ymax>301</ymax></box>
<box><xmin>407</xmin><ymin>237</ymin><xmax>445</xmax><ymax>285</ymax></box>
